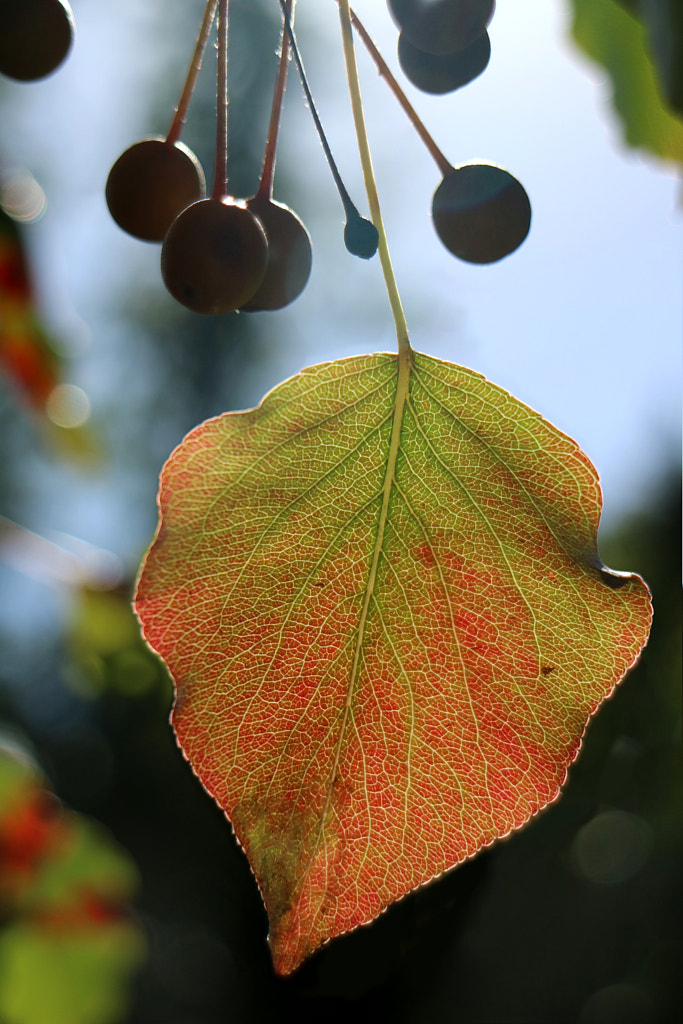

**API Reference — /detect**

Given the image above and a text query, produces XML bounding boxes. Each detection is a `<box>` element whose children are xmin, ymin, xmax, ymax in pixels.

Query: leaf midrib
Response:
<box><xmin>299</xmin><ymin>348</ymin><xmax>413</xmax><ymax>909</ymax></box>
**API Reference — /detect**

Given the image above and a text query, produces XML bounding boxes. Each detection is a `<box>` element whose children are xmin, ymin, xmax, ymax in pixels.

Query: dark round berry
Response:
<box><xmin>344</xmin><ymin>214</ymin><xmax>379</xmax><ymax>260</ymax></box>
<box><xmin>0</xmin><ymin>0</ymin><xmax>74</xmax><ymax>81</ymax></box>
<box><xmin>160</xmin><ymin>198</ymin><xmax>269</xmax><ymax>315</ymax></box>
<box><xmin>398</xmin><ymin>29</ymin><xmax>490</xmax><ymax>94</ymax></box>
<box><xmin>241</xmin><ymin>197</ymin><xmax>312</xmax><ymax>311</ymax></box>
<box><xmin>432</xmin><ymin>164</ymin><xmax>531</xmax><ymax>264</ymax></box>
<box><xmin>388</xmin><ymin>0</ymin><xmax>494</xmax><ymax>56</ymax></box>
<box><xmin>106</xmin><ymin>138</ymin><xmax>205</xmax><ymax>243</ymax></box>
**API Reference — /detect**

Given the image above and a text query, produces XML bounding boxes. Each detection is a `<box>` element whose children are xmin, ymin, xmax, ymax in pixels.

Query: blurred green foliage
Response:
<box><xmin>571</xmin><ymin>0</ymin><xmax>683</xmax><ymax>165</ymax></box>
<box><xmin>0</xmin><ymin>747</ymin><xmax>144</xmax><ymax>1024</ymax></box>
<box><xmin>616</xmin><ymin>0</ymin><xmax>683</xmax><ymax>114</ymax></box>
<box><xmin>66</xmin><ymin>586</ymin><xmax>171</xmax><ymax>701</ymax></box>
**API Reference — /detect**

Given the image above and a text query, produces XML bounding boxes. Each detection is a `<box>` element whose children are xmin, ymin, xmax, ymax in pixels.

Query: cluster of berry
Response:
<box><xmin>2</xmin><ymin>0</ymin><xmax>532</xmax><ymax>315</ymax></box>
<box><xmin>106</xmin><ymin>0</ymin><xmax>530</xmax><ymax>315</ymax></box>
<box><xmin>389</xmin><ymin>0</ymin><xmax>494</xmax><ymax>95</ymax></box>
<box><xmin>106</xmin><ymin>1</ymin><xmax>318</xmax><ymax>316</ymax></box>
<box><xmin>106</xmin><ymin>0</ymin><xmax>382</xmax><ymax>316</ymax></box>
<box><xmin>0</xmin><ymin>0</ymin><xmax>73</xmax><ymax>82</ymax></box>
<box><xmin>381</xmin><ymin>0</ymin><xmax>531</xmax><ymax>264</ymax></box>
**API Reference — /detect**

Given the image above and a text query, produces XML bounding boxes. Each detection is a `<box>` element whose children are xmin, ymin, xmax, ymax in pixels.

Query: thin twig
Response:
<box><xmin>212</xmin><ymin>0</ymin><xmax>229</xmax><ymax>199</ymax></box>
<box><xmin>278</xmin><ymin>0</ymin><xmax>359</xmax><ymax>221</ymax></box>
<box><xmin>257</xmin><ymin>0</ymin><xmax>295</xmax><ymax>198</ymax></box>
<box><xmin>167</xmin><ymin>0</ymin><xmax>219</xmax><ymax>145</ymax></box>
<box><xmin>336</xmin><ymin>0</ymin><xmax>453</xmax><ymax>177</ymax></box>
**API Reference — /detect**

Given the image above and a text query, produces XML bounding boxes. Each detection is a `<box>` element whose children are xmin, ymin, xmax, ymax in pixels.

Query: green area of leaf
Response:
<box><xmin>570</xmin><ymin>0</ymin><xmax>683</xmax><ymax>165</ymax></box>
<box><xmin>135</xmin><ymin>351</ymin><xmax>651</xmax><ymax>974</ymax></box>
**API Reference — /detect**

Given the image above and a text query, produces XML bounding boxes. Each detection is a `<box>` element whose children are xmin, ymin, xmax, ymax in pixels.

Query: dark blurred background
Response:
<box><xmin>1</xmin><ymin>1</ymin><xmax>681</xmax><ymax>1022</ymax></box>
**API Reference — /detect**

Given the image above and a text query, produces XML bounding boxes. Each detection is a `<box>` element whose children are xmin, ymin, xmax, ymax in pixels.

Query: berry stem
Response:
<box><xmin>257</xmin><ymin>0</ymin><xmax>294</xmax><ymax>199</ymax></box>
<box><xmin>277</xmin><ymin>0</ymin><xmax>364</xmax><ymax>225</ymax></box>
<box><xmin>337</xmin><ymin>0</ymin><xmax>412</xmax><ymax>359</ymax></box>
<box><xmin>335</xmin><ymin>1</ymin><xmax>452</xmax><ymax>178</ymax></box>
<box><xmin>212</xmin><ymin>0</ymin><xmax>229</xmax><ymax>200</ymax></box>
<box><xmin>167</xmin><ymin>0</ymin><xmax>219</xmax><ymax>146</ymax></box>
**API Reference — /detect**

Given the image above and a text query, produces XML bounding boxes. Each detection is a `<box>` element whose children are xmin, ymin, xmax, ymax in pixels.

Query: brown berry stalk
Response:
<box><xmin>242</xmin><ymin>1</ymin><xmax>313</xmax><ymax>311</ymax></box>
<box><xmin>106</xmin><ymin>0</ymin><xmax>218</xmax><ymax>242</ymax></box>
<box><xmin>340</xmin><ymin>2</ymin><xmax>531</xmax><ymax>263</ymax></box>
<box><xmin>279</xmin><ymin>0</ymin><xmax>378</xmax><ymax>259</ymax></box>
<box><xmin>161</xmin><ymin>0</ymin><xmax>268</xmax><ymax>314</ymax></box>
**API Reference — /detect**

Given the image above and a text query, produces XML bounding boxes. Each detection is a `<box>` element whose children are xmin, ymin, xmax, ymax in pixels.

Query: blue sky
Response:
<box><xmin>1</xmin><ymin>0</ymin><xmax>680</xmax><ymax>597</ymax></box>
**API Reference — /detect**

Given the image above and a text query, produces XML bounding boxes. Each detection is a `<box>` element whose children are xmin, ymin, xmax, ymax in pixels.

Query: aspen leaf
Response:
<box><xmin>134</xmin><ymin>351</ymin><xmax>651</xmax><ymax>974</ymax></box>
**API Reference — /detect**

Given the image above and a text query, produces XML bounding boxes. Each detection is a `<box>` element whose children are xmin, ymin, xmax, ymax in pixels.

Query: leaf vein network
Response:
<box><xmin>389</xmin><ymin>479</ymin><xmax>494</xmax><ymax>822</ymax></box>
<box><xmin>405</xmin><ymin>391</ymin><xmax>543</xmax><ymax>659</ymax></box>
<box><xmin>404</xmin><ymin>395</ymin><xmax>551</xmax><ymax>745</ymax></box>
<box><xmin>166</xmin><ymin>407</ymin><xmax>391</xmax><ymax>655</ymax></box>
<box><xmin>411</xmin><ymin>367</ymin><xmax>605</xmax><ymax>649</ymax></box>
<box><xmin>186</xmin><ymin>372</ymin><xmax>395</xmax><ymax>557</ymax></box>
<box><xmin>256</xmin><ymin>614</ymin><xmax>360</xmax><ymax>806</ymax></box>
<box><xmin>230</xmin><ymin>493</ymin><xmax>384</xmax><ymax>767</ymax></box>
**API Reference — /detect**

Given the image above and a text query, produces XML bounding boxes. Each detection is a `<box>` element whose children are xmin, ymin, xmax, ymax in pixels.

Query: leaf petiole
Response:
<box><xmin>337</xmin><ymin>0</ymin><xmax>412</xmax><ymax>361</ymax></box>
<box><xmin>337</xmin><ymin>3</ymin><xmax>452</xmax><ymax>178</ymax></box>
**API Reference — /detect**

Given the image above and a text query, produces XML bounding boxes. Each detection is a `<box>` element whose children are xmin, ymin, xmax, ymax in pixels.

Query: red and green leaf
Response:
<box><xmin>135</xmin><ymin>351</ymin><xmax>651</xmax><ymax>974</ymax></box>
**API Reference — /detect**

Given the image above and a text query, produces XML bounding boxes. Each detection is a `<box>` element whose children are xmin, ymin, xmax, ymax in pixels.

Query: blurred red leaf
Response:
<box><xmin>0</xmin><ymin>789</ymin><xmax>63</xmax><ymax>881</ymax></box>
<box><xmin>0</xmin><ymin>209</ymin><xmax>62</xmax><ymax>409</ymax></box>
